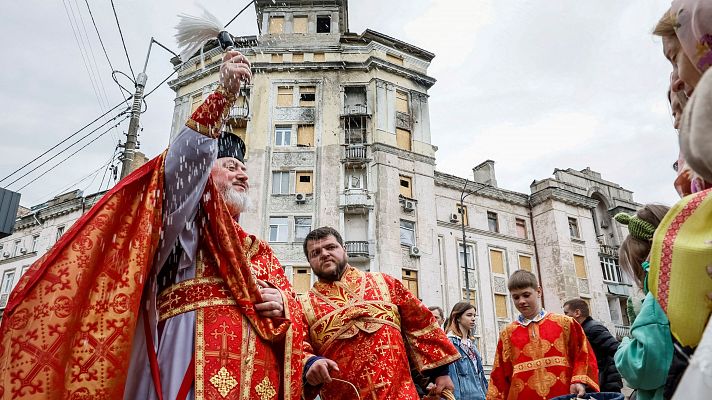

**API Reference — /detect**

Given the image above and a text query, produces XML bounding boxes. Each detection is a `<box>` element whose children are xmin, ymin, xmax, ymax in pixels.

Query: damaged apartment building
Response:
<box><xmin>0</xmin><ymin>0</ymin><xmax>640</xmax><ymax>370</ymax></box>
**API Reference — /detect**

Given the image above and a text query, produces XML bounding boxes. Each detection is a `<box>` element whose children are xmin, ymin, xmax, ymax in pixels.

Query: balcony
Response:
<box><xmin>614</xmin><ymin>324</ymin><xmax>630</xmax><ymax>340</ymax></box>
<box><xmin>599</xmin><ymin>244</ymin><xmax>619</xmax><ymax>258</ymax></box>
<box><xmin>342</xmin><ymin>103</ymin><xmax>369</xmax><ymax>116</ymax></box>
<box><xmin>225</xmin><ymin>105</ymin><xmax>250</xmax><ymax>127</ymax></box>
<box><xmin>339</xmin><ymin>189</ymin><xmax>374</xmax><ymax>211</ymax></box>
<box><xmin>345</xmin><ymin>241</ymin><xmax>369</xmax><ymax>258</ymax></box>
<box><xmin>343</xmin><ymin>145</ymin><xmax>369</xmax><ymax>166</ymax></box>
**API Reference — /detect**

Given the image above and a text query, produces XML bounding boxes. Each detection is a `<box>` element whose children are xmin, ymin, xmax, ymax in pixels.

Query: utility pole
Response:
<box><xmin>119</xmin><ymin>72</ymin><xmax>146</xmax><ymax>179</ymax></box>
<box><xmin>459</xmin><ymin>180</ymin><xmax>488</xmax><ymax>303</ymax></box>
<box><xmin>119</xmin><ymin>38</ymin><xmax>178</xmax><ymax>179</ymax></box>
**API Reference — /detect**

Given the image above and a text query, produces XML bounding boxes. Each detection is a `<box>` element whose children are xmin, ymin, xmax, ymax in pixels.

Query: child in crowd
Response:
<box><xmin>486</xmin><ymin>270</ymin><xmax>598</xmax><ymax>400</ymax></box>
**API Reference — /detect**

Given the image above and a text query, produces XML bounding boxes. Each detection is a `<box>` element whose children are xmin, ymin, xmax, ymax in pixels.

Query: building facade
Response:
<box><xmin>0</xmin><ymin>0</ymin><xmax>640</xmax><ymax>369</ymax></box>
<box><xmin>0</xmin><ymin>190</ymin><xmax>105</xmax><ymax>313</ymax></box>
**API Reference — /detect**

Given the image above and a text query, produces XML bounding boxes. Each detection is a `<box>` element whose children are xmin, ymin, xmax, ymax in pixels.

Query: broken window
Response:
<box><xmin>316</xmin><ymin>15</ymin><xmax>331</xmax><ymax>33</ymax></box>
<box><xmin>299</xmin><ymin>86</ymin><xmax>316</xmax><ymax>106</ymax></box>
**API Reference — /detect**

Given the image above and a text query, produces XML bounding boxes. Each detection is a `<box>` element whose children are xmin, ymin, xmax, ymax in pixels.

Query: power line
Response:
<box><xmin>70</xmin><ymin>0</ymin><xmax>112</xmax><ymax>109</ymax></box>
<box><xmin>110</xmin><ymin>0</ymin><xmax>136</xmax><ymax>79</ymax></box>
<box><xmin>0</xmin><ymin>98</ymin><xmax>130</xmax><ymax>184</ymax></box>
<box><xmin>83</xmin><ymin>0</ymin><xmax>129</xmax><ymax>103</ymax></box>
<box><xmin>60</xmin><ymin>0</ymin><xmax>106</xmax><ymax>110</ymax></box>
<box><xmin>16</xmin><ymin>116</ymin><xmax>130</xmax><ymax>191</ymax></box>
<box><xmin>5</xmin><ymin>109</ymin><xmax>129</xmax><ymax>188</ymax></box>
<box><xmin>98</xmin><ymin>144</ymin><xmax>120</xmax><ymax>191</ymax></box>
<box><xmin>32</xmin><ymin>155</ymin><xmax>116</xmax><ymax>205</ymax></box>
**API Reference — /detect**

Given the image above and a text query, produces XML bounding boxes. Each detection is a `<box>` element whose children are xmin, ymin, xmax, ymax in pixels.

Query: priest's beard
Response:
<box><xmin>314</xmin><ymin>257</ymin><xmax>348</xmax><ymax>282</ymax></box>
<box><xmin>221</xmin><ymin>186</ymin><xmax>251</xmax><ymax>216</ymax></box>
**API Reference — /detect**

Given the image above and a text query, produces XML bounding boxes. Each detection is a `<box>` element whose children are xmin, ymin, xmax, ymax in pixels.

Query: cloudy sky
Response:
<box><xmin>0</xmin><ymin>0</ymin><xmax>676</xmax><ymax>208</ymax></box>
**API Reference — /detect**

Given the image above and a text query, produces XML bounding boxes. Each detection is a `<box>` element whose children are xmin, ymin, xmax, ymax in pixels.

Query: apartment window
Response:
<box><xmin>295</xmin><ymin>172</ymin><xmax>313</xmax><ymax>194</ymax></box>
<box><xmin>515</xmin><ymin>218</ymin><xmax>527</xmax><ymax>239</ymax></box>
<box><xmin>269</xmin><ymin>217</ymin><xmax>288</xmax><ymax>242</ymax></box>
<box><xmin>299</xmin><ymin>86</ymin><xmax>316</xmax><ymax>107</ymax></box>
<box><xmin>190</xmin><ymin>93</ymin><xmax>204</xmax><ymax>113</ymax></box>
<box><xmin>1</xmin><ymin>270</ymin><xmax>15</xmax><ymax>294</ymax></box>
<box><xmin>293</xmin><ymin>16</ymin><xmax>308</xmax><ymax>33</ymax></box>
<box><xmin>387</xmin><ymin>53</ymin><xmax>404</xmax><ymax>66</ymax></box>
<box><xmin>271</xmin><ymin>53</ymin><xmax>283</xmax><ymax>63</ymax></box>
<box><xmin>402</xmin><ymin>269</ymin><xmax>419</xmax><ymax>298</ymax></box>
<box><xmin>13</xmin><ymin>240</ymin><xmax>22</xmax><ymax>257</ymax></box>
<box><xmin>20</xmin><ymin>265</ymin><xmax>30</xmax><ymax>276</ymax></box>
<box><xmin>275</xmin><ymin>126</ymin><xmax>292</xmax><ymax>146</ymax></box>
<box><xmin>313</xmin><ymin>53</ymin><xmax>326</xmax><ymax>62</ymax></box>
<box><xmin>294</xmin><ymin>217</ymin><xmax>312</xmax><ymax>241</ymax></box>
<box><xmin>574</xmin><ymin>254</ymin><xmax>587</xmax><ymax>279</ymax></box>
<box><xmin>518</xmin><ymin>254</ymin><xmax>533</xmax><ymax>271</ymax></box>
<box><xmin>490</xmin><ymin>249</ymin><xmax>505</xmax><ymax>274</ymax></box>
<box><xmin>396</xmin><ymin>90</ymin><xmax>410</xmax><ymax>114</ymax></box>
<box><xmin>457</xmin><ymin>204</ymin><xmax>469</xmax><ymax>226</ymax></box>
<box><xmin>462</xmin><ymin>289</ymin><xmax>477</xmax><ymax>306</ymax></box>
<box><xmin>396</xmin><ymin>128</ymin><xmax>411</xmax><ymax>151</ymax></box>
<box><xmin>316</xmin><ymin>15</ymin><xmax>331</xmax><ymax>33</ymax></box>
<box><xmin>269</xmin><ymin>16</ymin><xmax>285</xmax><ymax>33</ymax></box>
<box><xmin>400</xmin><ymin>220</ymin><xmax>416</xmax><ymax>246</ymax></box>
<box><xmin>399</xmin><ymin>175</ymin><xmax>413</xmax><ymax>198</ymax></box>
<box><xmin>568</xmin><ymin>217</ymin><xmax>580</xmax><ymax>238</ymax></box>
<box><xmin>297</xmin><ymin>125</ymin><xmax>314</xmax><ymax>147</ymax></box>
<box><xmin>31</xmin><ymin>235</ymin><xmax>39</xmax><ymax>252</ymax></box>
<box><xmin>292</xmin><ymin>53</ymin><xmax>304</xmax><ymax>63</ymax></box>
<box><xmin>56</xmin><ymin>226</ymin><xmax>65</xmax><ymax>242</ymax></box>
<box><xmin>272</xmin><ymin>171</ymin><xmax>290</xmax><ymax>194</ymax></box>
<box><xmin>458</xmin><ymin>244</ymin><xmax>474</xmax><ymax>269</ymax></box>
<box><xmin>292</xmin><ymin>267</ymin><xmax>312</xmax><ymax>294</ymax></box>
<box><xmin>495</xmin><ymin>294</ymin><xmax>509</xmax><ymax>318</ymax></box>
<box><xmin>277</xmin><ymin>86</ymin><xmax>293</xmax><ymax>107</ymax></box>
<box><xmin>487</xmin><ymin>212</ymin><xmax>499</xmax><ymax>233</ymax></box>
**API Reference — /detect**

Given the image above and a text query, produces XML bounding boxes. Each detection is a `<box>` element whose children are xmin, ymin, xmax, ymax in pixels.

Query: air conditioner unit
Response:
<box><xmin>402</xmin><ymin>200</ymin><xmax>415</xmax><ymax>212</ymax></box>
<box><xmin>449</xmin><ymin>213</ymin><xmax>459</xmax><ymax>222</ymax></box>
<box><xmin>409</xmin><ymin>246</ymin><xmax>421</xmax><ymax>257</ymax></box>
<box><xmin>295</xmin><ymin>193</ymin><xmax>307</xmax><ymax>203</ymax></box>
<box><xmin>0</xmin><ymin>293</ymin><xmax>8</xmax><ymax>308</ymax></box>
<box><xmin>19</xmin><ymin>248</ymin><xmax>26</xmax><ymax>254</ymax></box>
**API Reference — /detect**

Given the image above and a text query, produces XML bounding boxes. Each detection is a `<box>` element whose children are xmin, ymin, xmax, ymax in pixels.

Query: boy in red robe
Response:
<box><xmin>486</xmin><ymin>270</ymin><xmax>599</xmax><ymax>400</ymax></box>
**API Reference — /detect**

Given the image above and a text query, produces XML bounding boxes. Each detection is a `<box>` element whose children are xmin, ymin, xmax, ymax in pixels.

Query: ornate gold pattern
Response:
<box><xmin>255</xmin><ymin>376</ymin><xmax>277</xmax><ymax>400</ymax></box>
<box><xmin>513</xmin><ymin>356</ymin><xmax>569</xmax><ymax>373</ymax></box>
<box><xmin>210</xmin><ymin>366</ymin><xmax>238</xmax><ymax>397</ymax></box>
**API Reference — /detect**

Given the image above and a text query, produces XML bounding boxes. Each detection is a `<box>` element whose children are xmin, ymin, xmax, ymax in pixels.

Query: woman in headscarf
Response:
<box><xmin>649</xmin><ymin>3</ymin><xmax>712</xmax><ymax>398</ymax></box>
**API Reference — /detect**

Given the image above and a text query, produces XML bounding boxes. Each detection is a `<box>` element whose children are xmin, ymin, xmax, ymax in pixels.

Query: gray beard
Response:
<box><xmin>221</xmin><ymin>186</ymin><xmax>252</xmax><ymax>215</ymax></box>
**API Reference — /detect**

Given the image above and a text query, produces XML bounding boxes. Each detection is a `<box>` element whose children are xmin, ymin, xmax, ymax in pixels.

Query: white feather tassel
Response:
<box><xmin>175</xmin><ymin>6</ymin><xmax>225</xmax><ymax>63</ymax></box>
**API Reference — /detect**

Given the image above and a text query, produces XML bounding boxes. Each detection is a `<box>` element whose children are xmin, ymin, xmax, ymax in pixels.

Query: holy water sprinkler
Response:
<box><xmin>175</xmin><ymin>6</ymin><xmax>235</xmax><ymax>63</ymax></box>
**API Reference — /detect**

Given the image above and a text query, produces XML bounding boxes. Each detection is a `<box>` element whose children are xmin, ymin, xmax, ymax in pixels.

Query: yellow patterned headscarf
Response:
<box><xmin>648</xmin><ymin>188</ymin><xmax>712</xmax><ymax>347</ymax></box>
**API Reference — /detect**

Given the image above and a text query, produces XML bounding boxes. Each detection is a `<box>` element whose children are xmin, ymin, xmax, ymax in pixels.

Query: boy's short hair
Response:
<box><xmin>563</xmin><ymin>298</ymin><xmax>590</xmax><ymax>318</ymax></box>
<box><xmin>507</xmin><ymin>270</ymin><xmax>539</xmax><ymax>291</ymax></box>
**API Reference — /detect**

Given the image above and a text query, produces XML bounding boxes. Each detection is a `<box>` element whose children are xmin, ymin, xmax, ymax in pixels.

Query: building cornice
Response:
<box><xmin>434</xmin><ymin>171</ymin><xmax>531</xmax><ymax>207</ymax></box>
<box><xmin>529</xmin><ymin>187</ymin><xmax>599</xmax><ymax>209</ymax></box>
<box><xmin>370</xmin><ymin>143</ymin><xmax>435</xmax><ymax>165</ymax></box>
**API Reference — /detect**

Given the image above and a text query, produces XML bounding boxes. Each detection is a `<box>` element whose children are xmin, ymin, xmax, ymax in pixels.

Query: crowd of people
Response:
<box><xmin>1</xmin><ymin>1</ymin><xmax>712</xmax><ymax>399</ymax></box>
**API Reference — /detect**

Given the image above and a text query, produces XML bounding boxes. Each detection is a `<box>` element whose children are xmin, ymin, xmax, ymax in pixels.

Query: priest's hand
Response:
<box><xmin>305</xmin><ymin>358</ymin><xmax>339</xmax><ymax>386</ymax></box>
<box><xmin>255</xmin><ymin>280</ymin><xmax>284</xmax><ymax>318</ymax></box>
<box><xmin>426</xmin><ymin>375</ymin><xmax>454</xmax><ymax>398</ymax></box>
<box><xmin>220</xmin><ymin>50</ymin><xmax>252</xmax><ymax>96</ymax></box>
<box><xmin>569</xmin><ymin>383</ymin><xmax>586</xmax><ymax>397</ymax></box>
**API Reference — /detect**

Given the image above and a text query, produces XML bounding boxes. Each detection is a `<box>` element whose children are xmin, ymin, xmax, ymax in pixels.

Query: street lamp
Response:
<box><xmin>459</xmin><ymin>179</ymin><xmax>488</xmax><ymax>303</ymax></box>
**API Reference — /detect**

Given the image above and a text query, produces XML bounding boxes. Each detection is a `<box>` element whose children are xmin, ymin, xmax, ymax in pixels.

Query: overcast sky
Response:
<box><xmin>0</xmin><ymin>0</ymin><xmax>677</xmax><ymax>208</ymax></box>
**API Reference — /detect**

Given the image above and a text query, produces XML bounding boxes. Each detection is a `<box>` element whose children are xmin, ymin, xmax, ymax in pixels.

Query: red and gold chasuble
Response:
<box><xmin>0</xmin><ymin>87</ymin><xmax>308</xmax><ymax>399</ymax></box>
<box><xmin>158</xmin><ymin>224</ymin><xmax>308</xmax><ymax>400</ymax></box>
<box><xmin>486</xmin><ymin>313</ymin><xmax>599</xmax><ymax>400</ymax></box>
<box><xmin>300</xmin><ymin>267</ymin><xmax>459</xmax><ymax>400</ymax></box>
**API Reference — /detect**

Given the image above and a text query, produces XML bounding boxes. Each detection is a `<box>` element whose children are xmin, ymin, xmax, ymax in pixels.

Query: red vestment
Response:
<box><xmin>300</xmin><ymin>267</ymin><xmax>459</xmax><ymax>400</ymax></box>
<box><xmin>0</xmin><ymin>88</ymin><xmax>308</xmax><ymax>399</ymax></box>
<box><xmin>486</xmin><ymin>313</ymin><xmax>599</xmax><ymax>400</ymax></box>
